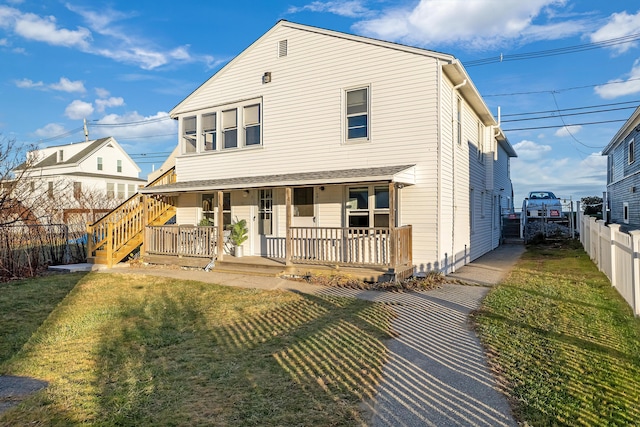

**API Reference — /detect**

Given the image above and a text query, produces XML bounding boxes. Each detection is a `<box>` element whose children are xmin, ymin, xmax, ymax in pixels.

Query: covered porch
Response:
<box><xmin>139</xmin><ymin>165</ymin><xmax>415</xmax><ymax>281</ymax></box>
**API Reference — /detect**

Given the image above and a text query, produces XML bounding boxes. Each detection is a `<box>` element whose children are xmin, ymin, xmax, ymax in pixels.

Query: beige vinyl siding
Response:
<box><xmin>316</xmin><ymin>185</ymin><xmax>343</xmax><ymax>227</ymax></box>
<box><xmin>177</xmin><ymin>193</ymin><xmax>198</xmax><ymax>225</ymax></box>
<box><xmin>174</xmin><ymin>26</ymin><xmax>438</xmax><ymax>182</ymax></box>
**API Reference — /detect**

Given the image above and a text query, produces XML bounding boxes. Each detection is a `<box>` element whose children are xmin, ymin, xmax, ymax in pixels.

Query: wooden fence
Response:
<box><xmin>579</xmin><ymin>213</ymin><xmax>640</xmax><ymax>316</ymax></box>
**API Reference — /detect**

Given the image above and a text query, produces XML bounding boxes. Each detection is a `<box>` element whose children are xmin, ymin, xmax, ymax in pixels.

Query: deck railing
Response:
<box><xmin>292</xmin><ymin>225</ymin><xmax>412</xmax><ymax>268</ymax></box>
<box><xmin>146</xmin><ymin>225</ymin><xmax>218</xmax><ymax>258</ymax></box>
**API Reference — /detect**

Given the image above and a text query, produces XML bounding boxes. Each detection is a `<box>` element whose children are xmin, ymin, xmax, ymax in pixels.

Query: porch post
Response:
<box><xmin>217</xmin><ymin>190</ymin><xmax>224</xmax><ymax>261</ymax></box>
<box><xmin>285</xmin><ymin>186</ymin><xmax>292</xmax><ymax>266</ymax></box>
<box><xmin>141</xmin><ymin>195</ymin><xmax>148</xmax><ymax>257</ymax></box>
<box><xmin>388</xmin><ymin>182</ymin><xmax>397</xmax><ymax>272</ymax></box>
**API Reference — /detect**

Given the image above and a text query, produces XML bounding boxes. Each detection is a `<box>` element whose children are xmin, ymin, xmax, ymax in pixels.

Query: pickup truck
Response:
<box><xmin>522</xmin><ymin>191</ymin><xmax>563</xmax><ymax>220</ymax></box>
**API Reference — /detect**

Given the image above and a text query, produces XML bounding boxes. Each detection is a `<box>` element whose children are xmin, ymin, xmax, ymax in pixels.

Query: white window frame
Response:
<box><xmin>180</xmin><ymin>98</ymin><xmax>262</xmax><ymax>155</ymax></box>
<box><xmin>344</xmin><ymin>86</ymin><xmax>370</xmax><ymax>142</ymax></box>
<box><xmin>623</xmin><ymin>201</ymin><xmax>629</xmax><ymax>224</ymax></box>
<box><xmin>183</xmin><ymin>116</ymin><xmax>197</xmax><ymax>154</ymax></box>
<box><xmin>117</xmin><ymin>159</ymin><xmax>122</xmax><ymax>173</ymax></box>
<box><xmin>629</xmin><ymin>138</ymin><xmax>635</xmax><ymax>164</ymax></box>
<box><xmin>97</xmin><ymin>157</ymin><xmax>103</xmax><ymax>171</ymax></box>
<box><xmin>345</xmin><ymin>185</ymin><xmax>390</xmax><ymax>228</ymax></box>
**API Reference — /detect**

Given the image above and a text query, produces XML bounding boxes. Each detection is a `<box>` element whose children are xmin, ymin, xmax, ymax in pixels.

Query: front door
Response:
<box><xmin>257</xmin><ymin>189</ymin><xmax>273</xmax><ymax>256</ymax></box>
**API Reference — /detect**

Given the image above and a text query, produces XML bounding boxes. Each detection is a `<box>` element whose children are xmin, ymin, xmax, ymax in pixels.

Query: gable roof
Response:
<box><xmin>17</xmin><ymin>137</ymin><xmax>141</xmax><ymax>173</ymax></box>
<box><xmin>171</xmin><ymin>20</ymin><xmax>457</xmax><ymax>117</ymax></box>
<box><xmin>603</xmin><ymin>105</ymin><xmax>640</xmax><ymax>155</ymax></box>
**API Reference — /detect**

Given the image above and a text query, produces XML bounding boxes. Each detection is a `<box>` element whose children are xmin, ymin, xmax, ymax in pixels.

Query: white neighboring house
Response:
<box><xmin>18</xmin><ymin>137</ymin><xmax>145</xmax><ymax>223</ymax></box>
<box><xmin>139</xmin><ymin>20</ymin><xmax>517</xmax><ymax>276</ymax></box>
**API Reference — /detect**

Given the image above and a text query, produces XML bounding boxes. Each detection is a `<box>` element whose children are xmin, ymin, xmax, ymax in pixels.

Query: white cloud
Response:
<box><xmin>5</xmin><ymin>7</ymin><xmax>91</xmax><ymax>48</ymax></box>
<box><xmin>594</xmin><ymin>60</ymin><xmax>640</xmax><ymax>99</ymax></box>
<box><xmin>554</xmin><ymin>125</ymin><xmax>582</xmax><ymax>137</ymax></box>
<box><xmin>14</xmin><ymin>76</ymin><xmax>85</xmax><ymax>92</ymax></box>
<box><xmin>513</xmin><ymin>139</ymin><xmax>552</xmax><ymax>160</ymax></box>
<box><xmin>95</xmin><ymin>87</ymin><xmax>110</xmax><ymax>98</ymax></box>
<box><xmin>65</xmin><ymin>100</ymin><xmax>94</xmax><ymax>120</ymax></box>
<box><xmin>49</xmin><ymin>77</ymin><xmax>85</xmax><ymax>93</ymax></box>
<box><xmin>33</xmin><ymin>123</ymin><xmax>66</xmax><ymax>138</ymax></box>
<box><xmin>288</xmin><ymin>1</ymin><xmax>372</xmax><ymax>18</ymax></box>
<box><xmin>590</xmin><ymin>10</ymin><xmax>640</xmax><ymax>55</ymax></box>
<box><xmin>351</xmin><ymin>0</ymin><xmax>586</xmax><ymax>50</ymax></box>
<box><xmin>95</xmin><ymin>97</ymin><xmax>124</xmax><ymax>113</ymax></box>
<box><xmin>0</xmin><ymin>38</ymin><xmax>8</xmax><ymax>46</ymax></box>
<box><xmin>14</xmin><ymin>78</ymin><xmax>43</xmax><ymax>89</ymax></box>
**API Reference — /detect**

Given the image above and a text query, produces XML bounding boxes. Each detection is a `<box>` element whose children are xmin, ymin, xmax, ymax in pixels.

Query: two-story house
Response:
<box><xmin>17</xmin><ymin>136</ymin><xmax>145</xmax><ymax>224</ymax></box>
<box><xmin>91</xmin><ymin>21</ymin><xmax>516</xmax><ymax>277</ymax></box>
<box><xmin>603</xmin><ymin>105</ymin><xmax>640</xmax><ymax>228</ymax></box>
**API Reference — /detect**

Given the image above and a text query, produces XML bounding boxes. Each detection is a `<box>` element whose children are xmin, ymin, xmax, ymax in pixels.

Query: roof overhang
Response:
<box><xmin>442</xmin><ymin>61</ymin><xmax>497</xmax><ymax>127</ymax></box>
<box><xmin>140</xmin><ymin>165</ymin><xmax>416</xmax><ymax>195</ymax></box>
<box><xmin>603</xmin><ymin>105</ymin><xmax>640</xmax><ymax>155</ymax></box>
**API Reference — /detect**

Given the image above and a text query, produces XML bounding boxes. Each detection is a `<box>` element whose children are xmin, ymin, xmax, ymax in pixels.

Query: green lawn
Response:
<box><xmin>474</xmin><ymin>242</ymin><xmax>640</xmax><ymax>426</ymax></box>
<box><xmin>0</xmin><ymin>273</ymin><xmax>394</xmax><ymax>426</ymax></box>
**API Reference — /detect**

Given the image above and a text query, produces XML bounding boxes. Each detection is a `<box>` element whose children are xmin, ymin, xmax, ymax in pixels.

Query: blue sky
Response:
<box><xmin>2</xmin><ymin>0</ymin><xmax>640</xmax><ymax>206</ymax></box>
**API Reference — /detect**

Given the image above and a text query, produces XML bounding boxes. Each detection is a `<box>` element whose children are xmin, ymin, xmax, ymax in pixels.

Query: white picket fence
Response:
<box><xmin>579</xmin><ymin>213</ymin><xmax>640</xmax><ymax>316</ymax></box>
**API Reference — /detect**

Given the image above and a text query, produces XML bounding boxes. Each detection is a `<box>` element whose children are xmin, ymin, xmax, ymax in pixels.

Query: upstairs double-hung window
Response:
<box><xmin>203</xmin><ymin>113</ymin><xmax>216</xmax><ymax>151</ymax></box>
<box><xmin>244</xmin><ymin>104</ymin><xmax>261</xmax><ymax>146</ymax></box>
<box><xmin>223</xmin><ymin>109</ymin><xmax>238</xmax><ymax>149</ymax></box>
<box><xmin>183</xmin><ymin>116</ymin><xmax>197</xmax><ymax>153</ymax></box>
<box><xmin>346</xmin><ymin>87</ymin><xmax>369</xmax><ymax>140</ymax></box>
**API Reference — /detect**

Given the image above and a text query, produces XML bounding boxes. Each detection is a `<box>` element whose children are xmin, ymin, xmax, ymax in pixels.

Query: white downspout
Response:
<box><xmin>451</xmin><ymin>79</ymin><xmax>467</xmax><ymax>273</ymax></box>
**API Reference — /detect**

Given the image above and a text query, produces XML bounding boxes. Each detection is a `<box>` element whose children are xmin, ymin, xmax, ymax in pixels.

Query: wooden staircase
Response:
<box><xmin>87</xmin><ymin>167</ymin><xmax>176</xmax><ymax>266</ymax></box>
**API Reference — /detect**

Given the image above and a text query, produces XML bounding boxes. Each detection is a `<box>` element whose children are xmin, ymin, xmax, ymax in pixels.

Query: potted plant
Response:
<box><xmin>229</xmin><ymin>218</ymin><xmax>248</xmax><ymax>257</ymax></box>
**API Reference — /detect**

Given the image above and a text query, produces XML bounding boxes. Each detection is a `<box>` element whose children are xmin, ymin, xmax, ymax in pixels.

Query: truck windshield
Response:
<box><xmin>529</xmin><ymin>192</ymin><xmax>556</xmax><ymax>199</ymax></box>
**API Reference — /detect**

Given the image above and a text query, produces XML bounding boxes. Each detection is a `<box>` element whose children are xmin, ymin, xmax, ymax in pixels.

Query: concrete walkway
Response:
<box><xmin>95</xmin><ymin>243</ymin><xmax>526</xmax><ymax>426</ymax></box>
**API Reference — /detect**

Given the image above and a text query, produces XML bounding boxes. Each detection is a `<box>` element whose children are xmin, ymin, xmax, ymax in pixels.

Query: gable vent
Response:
<box><xmin>278</xmin><ymin>39</ymin><xmax>288</xmax><ymax>58</ymax></box>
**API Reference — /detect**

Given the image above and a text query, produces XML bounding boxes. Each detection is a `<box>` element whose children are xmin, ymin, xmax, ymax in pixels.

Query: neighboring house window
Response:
<box><xmin>48</xmin><ymin>182</ymin><xmax>54</xmax><ymax>199</ymax></box>
<box><xmin>203</xmin><ymin>113</ymin><xmax>216</xmax><ymax>151</ymax></box>
<box><xmin>73</xmin><ymin>182</ymin><xmax>81</xmax><ymax>200</ymax></box>
<box><xmin>223</xmin><ymin>109</ymin><xmax>238</xmax><ymax>149</ymax></box>
<box><xmin>58</xmin><ymin>150</ymin><xmax>64</xmax><ymax>162</ymax></box>
<box><xmin>183</xmin><ymin>116</ymin><xmax>197</xmax><ymax>153</ymax></box>
<box><xmin>117</xmin><ymin>183</ymin><xmax>125</xmax><ymax>199</ymax></box>
<box><xmin>128</xmin><ymin>184</ymin><xmax>135</xmax><ymax>197</ymax></box>
<box><xmin>623</xmin><ymin>202</ymin><xmax>629</xmax><ymax>224</ymax></box>
<box><xmin>97</xmin><ymin>157</ymin><xmax>103</xmax><ymax>171</ymax></box>
<box><xmin>629</xmin><ymin>138</ymin><xmax>635</xmax><ymax>164</ymax></box>
<box><xmin>346</xmin><ymin>87</ymin><xmax>369</xmax><ymax>140</ymax></box>
<box><xmin>107</xmin><ymin>183</ymin><xmax>114</xmax><ymax>199</ymax></box>
<box><xmin>244</xmin><ymin>104</ymin><xmax>261</xmax><ymax>146</ymax></box>
<box><xmin>346</xmin><ymin>186</ymin><xmax>389</xmax><ymax>227</ymax></box>
<box><xmin>117</xmin><ymin>160</ymin><xmax>122</xmax><ymax>173</ymax></box>
<box><xmin>294</xmin><ymin>187</ymin><xmax>314</xmax><ymax>217</ymax></box>
<box><xmin>456</xmin><ymin>97</ymin><xmax>462</xmax><ymax>146</ymax></box>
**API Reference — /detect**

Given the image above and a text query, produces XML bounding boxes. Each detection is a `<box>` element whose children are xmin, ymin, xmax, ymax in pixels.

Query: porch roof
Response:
<box><xmin>140</xmin><ymin>164</ymin><xmax>416</xmax><ymax>194</ymax></box>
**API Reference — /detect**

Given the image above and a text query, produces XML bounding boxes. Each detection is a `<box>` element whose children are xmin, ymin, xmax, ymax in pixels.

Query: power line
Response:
<box><xmin>484</xmin><ymin>77</ymin><xmax>640</xmax><ymax>98</ymax></box>
<box><xmin>89</xmin><ymin>116</ymin><xmax>173</xmax><ymax>127</ymax></box>
<box><xmin>465</xmin><ymin>32</ymin><xmax>640</xmax><ymax>67</ymax></box>
<box><xmin>501</xmin><ymin>105</ymin><xmax>637</xmax><ymax>123</ymax></box>
<box><xmin>502</xmin><ymin>100</ymin><xmax>640</xmax><ymax>117</ymax></box>
<box><xmin>502</xmin><ymin>118</ymin><xmax>627</xmax><ymax>132</ymax></box>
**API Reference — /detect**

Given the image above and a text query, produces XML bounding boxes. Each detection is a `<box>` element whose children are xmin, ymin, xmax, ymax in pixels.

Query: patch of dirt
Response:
<box><xmin>288</xmin><ymin>271</ymin><xmax>448</xmax><ymax>292</ymax></box>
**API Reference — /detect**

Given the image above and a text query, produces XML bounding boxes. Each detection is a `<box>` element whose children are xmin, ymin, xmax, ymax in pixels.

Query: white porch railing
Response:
<box><xmin>146</xmin><ymin>225</ymin><xmax>217</xmax><ymax>258</ymax></box>
<box><xmin>578</xmin><ymin>212</ymin><xmax>640</xmax><ymax>316</ymax></box>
